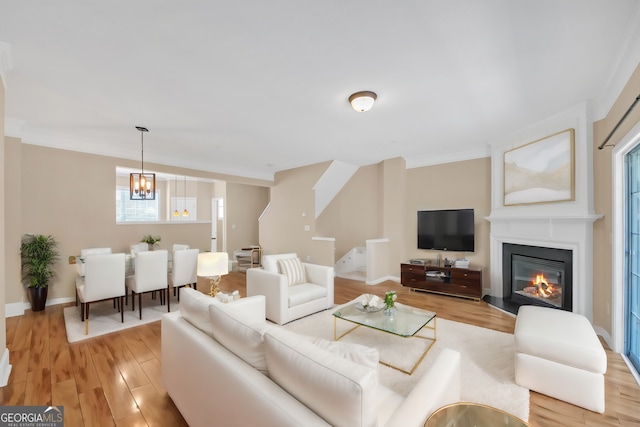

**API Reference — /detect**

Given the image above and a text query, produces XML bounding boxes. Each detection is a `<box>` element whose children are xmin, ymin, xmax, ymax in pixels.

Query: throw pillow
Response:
<box><xmin>277</xmin><ymin>257</ymin><xmax>306</xmax><ymax>286</ymax></box>
<box><xmin>264</xmin><ymin>328</ymin><xmax>378</xmax><ymax>427</ymax></box>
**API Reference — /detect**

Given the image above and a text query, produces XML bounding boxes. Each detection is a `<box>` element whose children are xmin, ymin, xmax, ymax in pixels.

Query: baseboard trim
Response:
<box><xmin>0</xmin><ymin>348</ymin><xmax>11</xmax><ymax>387</ymax></box>
<box><xmin>5</xmin><ymin>296</ymin><xmax>76</xmax><ymax>318</ymax></box>
<box><xmin>365</xmin><ymin>275</ymin><xmax>400</xmax><ymax>285</ymax></box>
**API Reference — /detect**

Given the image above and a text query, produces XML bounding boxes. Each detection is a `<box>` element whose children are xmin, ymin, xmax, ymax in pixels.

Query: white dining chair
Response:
<box><xmin>169</xmin><ymin>248</ymin><xmax>199</xmax><ymax>301</ymax></box>
<box><xmin>130</xmin><ymin>242</ymin><xmax>149</xmax><ymax>256</ymax></box>
<box><xmin>76</xmin><ymin>247</ymin><xmax>113</xmax><ymax>277</ymax></box>
<box><xmin>126</xmin><ymin>250</ymin><xmax>169</xmax><ymax>319</ymax></box>
<box><xmin>75</xmin><ymin>253</ymin><xmax>126</xmax><ymax>322</ymax></box>
<box><xmin>172</xmin><ymin>244</ymin><xmax>190</xmax><ymax>252</ymax></box>
<box><xmin>80</xmin><ymin>247</ymin><xmax>112</xmax><ymax>257</ymax></box>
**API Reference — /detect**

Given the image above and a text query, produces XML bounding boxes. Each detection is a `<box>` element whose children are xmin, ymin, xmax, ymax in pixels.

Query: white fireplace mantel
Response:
<box><xmin>486</xmin><ymin>214</ymin><xmax>601</xmax><ymax>320</ymax></box>
<box><xmin>487</xmin><ymin>102</ymin><xmax>602</xmax><ymax>322</ymax></box>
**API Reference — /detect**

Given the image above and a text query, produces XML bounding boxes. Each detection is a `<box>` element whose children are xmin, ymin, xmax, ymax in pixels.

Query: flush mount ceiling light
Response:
<box><xmin>129</xmin><ymin>126</ymin><xmax>156</xmax><ymax>200</ymax></box>
<box><xmin>348</xmin><ymin>91</ymin><xmax>377</xmax><ymax>112</ymax></box>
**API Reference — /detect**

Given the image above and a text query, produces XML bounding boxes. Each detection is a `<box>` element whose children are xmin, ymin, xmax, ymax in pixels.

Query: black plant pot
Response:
<box><xmin>29</xmin><ymin>287</ymin><xmax>48</xmax><ymax>312</ymax></box>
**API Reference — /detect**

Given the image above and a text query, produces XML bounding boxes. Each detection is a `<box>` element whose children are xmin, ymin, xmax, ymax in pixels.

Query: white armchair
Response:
<box><xmin>246</xmin><ymin>253</ymin><xmax>334</xmax><ymax>325</ymax></box>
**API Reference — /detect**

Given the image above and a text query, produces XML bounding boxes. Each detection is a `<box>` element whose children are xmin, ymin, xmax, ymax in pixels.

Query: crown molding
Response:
<box><xmin>406</xmin><ymin>144</ymin><xmax>491</xmax><ymax>169</ymax></box>
<box><xmin>15</xmin><ymin>125</ymin><xmax>275</xmax><ymax>182</ymax></box>
<box><xmin>593</xmin><ymin>3</ymin><xmax>640</xmax><ymax>120</ymax></box>
<box><xmin>0</xmin><ymin>42</ymin><xmax>13</xmax><ymax>89</ymax></box>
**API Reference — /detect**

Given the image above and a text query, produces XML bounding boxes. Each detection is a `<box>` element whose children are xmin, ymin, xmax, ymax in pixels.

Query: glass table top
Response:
<box><xmin>333</xmin><ymin>299</ymin><xmax>436</xmax><ymax>337</ymax></box>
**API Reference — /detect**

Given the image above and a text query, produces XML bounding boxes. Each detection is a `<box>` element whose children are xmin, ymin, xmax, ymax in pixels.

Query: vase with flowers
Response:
<box><xmin>384</xmin><ymin>290</ymin><xmax>397</xmax><ymax>315</ymax></box>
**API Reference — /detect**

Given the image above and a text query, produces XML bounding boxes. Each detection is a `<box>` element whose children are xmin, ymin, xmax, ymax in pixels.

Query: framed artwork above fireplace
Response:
<box><xmin>503</xmin><ymin>128</ymin><xmax>575</xmax><ymax>206</ymax></box>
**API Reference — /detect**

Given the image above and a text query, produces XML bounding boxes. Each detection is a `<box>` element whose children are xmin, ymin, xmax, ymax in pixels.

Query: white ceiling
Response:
<box><xmin>2</xmin><ymin>1</ymin><xmax>640</xmax><ymax>181</ymax></box>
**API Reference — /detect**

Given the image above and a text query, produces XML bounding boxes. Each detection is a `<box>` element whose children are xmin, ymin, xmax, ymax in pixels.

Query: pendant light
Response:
<box><xmin>173</xmin><ymin>175</ymin><xmax>179</xmax><ymax>217</ymax></box>
<box><xmin>182</xmin><ymin>175</ymin><xmax>189</xmax><ymax>217</ymax></box>
<box><xmin>129</xmin><ymin>126</ymin><xmax>156</xmax><ymax>200</ymax></box>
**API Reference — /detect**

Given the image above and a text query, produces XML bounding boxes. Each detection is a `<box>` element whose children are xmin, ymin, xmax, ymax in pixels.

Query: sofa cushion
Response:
<box><xmin>278</xmin><ymin>257</ymin><xmax>306</xmax><ymax>286</ymax></box>
<box><xmin>515</xmin><ymin>305</ymin><xmax>607</xmax><ymax>374</ymax></box>
<box><xmin>179</xmin><ymin>287</ymin><xmax>220</xmax><ymax>337</ymax></box>
<box><xmin>209</xmin><ymin>303</ymin><xmax>272</xmax><ymax>374</ymax></box>
<box><xmin>288</xmin><ymin>283</ymin><xmax>327</xmax><ymax>307</ymax></box>
<box><xmin>308</xmin><ymin>336</ymin><xmax>379</xmax><ymax>370</ymax></box>
<box><xmin>264</xmin><ymin>327</ymin><xmax>378</xmax><ymax>427</ymax></box>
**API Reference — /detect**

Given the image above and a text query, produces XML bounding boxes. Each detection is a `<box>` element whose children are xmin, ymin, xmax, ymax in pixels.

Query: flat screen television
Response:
<box><xmin>417</xmin><ymin>208</ymin><xmax>475</xmax><ymax>252</ymax></box>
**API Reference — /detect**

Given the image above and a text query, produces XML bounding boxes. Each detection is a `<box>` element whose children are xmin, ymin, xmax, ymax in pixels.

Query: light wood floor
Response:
<box><xmin>2</xmin><ymin>272</ymin><xmax>639</xmax><ymax>426</ymax></box>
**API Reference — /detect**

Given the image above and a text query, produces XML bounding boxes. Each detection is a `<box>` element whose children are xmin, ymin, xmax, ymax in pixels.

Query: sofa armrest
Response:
<box><xmin>246</xmin><ymin>268</ymin><xmax>289</xmax><ymax>324</ymax></box>
<box><xmin>385</xmin><ymin>348</ymin><xmax>461</xmax><ymax>427</ymax></box>
<box><xmin>304</xmin><ymin>263</ymin><xmax>334</xmax><ymax>307</ymax></box>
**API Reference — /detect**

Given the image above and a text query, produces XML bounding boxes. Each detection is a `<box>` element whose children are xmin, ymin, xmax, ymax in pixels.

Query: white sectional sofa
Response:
<box><xmin>162</xmin><ymin>288</ymin><xmax>461</xmax><ymax>427</ymax></box>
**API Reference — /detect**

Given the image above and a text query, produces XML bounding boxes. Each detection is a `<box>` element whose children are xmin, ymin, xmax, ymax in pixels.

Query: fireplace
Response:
<box><xmin>502</xmin><ymin>243</ymin><xmax>573</xmax><ymax>312</ymax></box>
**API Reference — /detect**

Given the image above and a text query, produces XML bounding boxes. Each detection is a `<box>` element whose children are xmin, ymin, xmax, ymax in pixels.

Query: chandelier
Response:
<box><xmin>129</xmin><ymin>126</ymin><xmax>156</xmax><ymax>200</ymax></box>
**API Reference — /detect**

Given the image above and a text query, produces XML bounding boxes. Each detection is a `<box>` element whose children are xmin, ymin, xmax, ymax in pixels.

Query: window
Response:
<box><xmin>116</xmin><ymin>187</ymin><xmax>159</xmax><ymax>222</ymax></box>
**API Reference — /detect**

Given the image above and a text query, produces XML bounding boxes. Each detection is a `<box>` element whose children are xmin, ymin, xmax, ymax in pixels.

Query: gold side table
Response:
<box><xmin>425</xmin><ymin>403</ymin><xmax>530</xmax><ymax>427</ymax></box>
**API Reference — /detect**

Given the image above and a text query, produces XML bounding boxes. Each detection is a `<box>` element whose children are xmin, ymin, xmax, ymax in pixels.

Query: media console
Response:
<box><xmin>401</xmin><ymin>263</ymin><xmax>482</xmax><ymax>301</ymax></box>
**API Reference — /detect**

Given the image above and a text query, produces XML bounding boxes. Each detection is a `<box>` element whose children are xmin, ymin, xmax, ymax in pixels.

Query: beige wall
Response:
<box><xmin>316</xmin><ymin>163</ymin><xmax>380</xmax><ymax>260</ymax></box>
<box><xmin>593</xmin><ymin>62</ymin><xmax>640</xmax><ymax>335</ymax></box>
<box><xmin>264</xmin><ymin>156</ymin><xmax>491</xmax><ymax>280</ymax></box>
<box><xmin>405</xmin><ymin>158</ymin><xmax>492</xmax><ymax>284</ymax></box>
<box><xmin>259</xmin><ymin>161</ymin><xmax>331</xmax><ymax>261</ymax></box>
<box><xmin>4</xmin><ymin>140</ymin><xmax>269</xmax><ymax>311</ymax></box>
<box><xmin>226</xmin><ymin>182</ymin><xmax>269</xmax><ymax>256</ymax></box>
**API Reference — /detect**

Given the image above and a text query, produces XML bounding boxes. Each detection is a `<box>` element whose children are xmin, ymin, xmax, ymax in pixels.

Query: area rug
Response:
<box><xmin>63</xmin><ymin>300</ymin><xmax>179</xmax><ymax>343</ymax></box>
<box><xmin>283</xmin><ymin>308</ymin><xmax>530</xmax><ymax>422</ymax></box>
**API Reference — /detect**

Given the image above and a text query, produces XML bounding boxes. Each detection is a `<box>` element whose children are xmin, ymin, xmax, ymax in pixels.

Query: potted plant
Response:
<box><xmin>141</xmin><ymin>234</ymin><xmax>161</xmax><ymax>250</ymax></box>
<box><xmin>20</xmin><ymin>234</ymin><xmax>59</xmax><ymax>312</ymax></box>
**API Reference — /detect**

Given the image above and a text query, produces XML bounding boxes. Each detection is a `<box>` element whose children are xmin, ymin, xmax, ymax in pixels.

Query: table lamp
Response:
<box><xmin>197</xmin><ymin>252</ymin><xmax>229</xmax><ymax>297</ymax></box>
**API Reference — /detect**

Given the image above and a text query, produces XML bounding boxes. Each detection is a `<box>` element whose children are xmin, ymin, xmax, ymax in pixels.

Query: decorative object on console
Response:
<box><xmin>197</xmin><ymin>252</ymin><xmax>229</xmax><ymax>297</ymax></box>
<box><xmin>129</xmin><ymin>126</ymin><xmax>156</xmax><ymax>200</ymax></box>
<box><xmin>504</xmin><ymin>128</ymin><xmax>575</xmax><ymax>206</ymax></box>
<box><xmin>348</xmin><ymin>90</ymin><xmax>377</xmax><ymax>112</ymax></box>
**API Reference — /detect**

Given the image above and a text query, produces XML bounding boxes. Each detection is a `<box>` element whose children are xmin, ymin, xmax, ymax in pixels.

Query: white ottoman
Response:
<box><xmin>514</xmin><ymin>305</ymin><xmax>607</xmax><ymax>413</ymax></box>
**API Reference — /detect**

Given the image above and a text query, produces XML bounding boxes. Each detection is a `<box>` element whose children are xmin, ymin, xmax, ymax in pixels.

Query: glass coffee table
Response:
<box><xmin>424</xmin><ymin>403</ymin><xmax>531</xmax><ymax>427</ymax></box>
<box><xmin>333</xmin><ymin>297</ymin><xmax>437</xmax><ymax>374</ymax></box>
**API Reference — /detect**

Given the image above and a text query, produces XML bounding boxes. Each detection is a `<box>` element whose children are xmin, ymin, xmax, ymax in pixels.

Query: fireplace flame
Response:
<box><xmin>532</xmin><ymin>274</ymin><xmax>553</xmax><ymax>298</ymax></box>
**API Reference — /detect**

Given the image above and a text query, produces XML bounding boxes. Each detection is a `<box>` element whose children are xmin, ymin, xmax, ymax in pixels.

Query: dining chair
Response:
<box><xmin>169</xmin><ymin>248</ymin><xmax>199</xmax><ymax>301</ymax></box>
<box><xmin>75</xmin><ymin>253</ymin><xmax>126</xmax><ymax>322</ymax></box>
<box><xmin>80</xmin><ymin>247</ymin><xmax>112</xmax><ymax>257</ymax></box>
<box><xmin>130</xmin><ymin>242</ymin><xmax>149</xmax><ymax>256</ymax></box>
<box><xmin>172</xmin><ymin>244</ymin><xmax>190</xmax><ymax>252</ymax></box>
<box><xmin>126</xmin><ymin>250</ymin><xmax>169</xmax><ymax>319</ymax></box>
<box><xmin>76</xmin><ymin>247</ymin><xmax>113</xmax><ymax>279</ymax></box>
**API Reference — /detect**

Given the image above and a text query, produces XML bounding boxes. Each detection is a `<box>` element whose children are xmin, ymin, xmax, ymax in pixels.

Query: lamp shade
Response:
<box><xmin>349</xmin><ymin>91</ymin><xmax>377</xmax><ymax>112</ymax></box>
<box><xmin>197</xmin><ymin>252</ymin><xmax>229</xmax><ymax>277</ymax></box>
